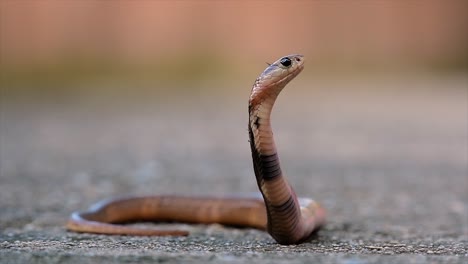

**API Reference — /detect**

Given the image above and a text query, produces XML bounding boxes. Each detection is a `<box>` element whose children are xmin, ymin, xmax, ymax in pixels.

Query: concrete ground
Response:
<box><xmin>1</xmin><ymin>75</ymin><xmax>467</xmax><ymax>263</ymax></box>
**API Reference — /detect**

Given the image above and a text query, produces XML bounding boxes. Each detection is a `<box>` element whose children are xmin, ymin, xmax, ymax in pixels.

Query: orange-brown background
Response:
<box><xmin>2</xmin><ymin>1</ymin><xmax>467</xmax><ymax>73</ymax></box>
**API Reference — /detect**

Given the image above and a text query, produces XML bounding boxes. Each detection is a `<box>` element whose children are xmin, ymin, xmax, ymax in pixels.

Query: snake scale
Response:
<box><xmin>66</xmin><ymin>54</ymin><xmax>326</xmax><ymax>245</ymax></box>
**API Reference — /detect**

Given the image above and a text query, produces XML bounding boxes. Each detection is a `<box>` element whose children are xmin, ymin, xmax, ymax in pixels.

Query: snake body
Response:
<box><xmin>66</xmin><ymin>54</ymin><xmax>326</xmax><ymax>244</ymax></box>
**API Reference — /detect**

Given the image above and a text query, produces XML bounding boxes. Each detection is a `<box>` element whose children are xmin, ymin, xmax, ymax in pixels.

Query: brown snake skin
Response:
<box><xmin>66</xmin><ymin>54</ymin><xmax>326</xmax><ymax>245</ymax></box>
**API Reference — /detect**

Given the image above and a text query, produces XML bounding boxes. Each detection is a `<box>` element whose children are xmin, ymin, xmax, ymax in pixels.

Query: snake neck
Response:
<box><xmin>248</xmin><ymin>85</ymin><xmax>305</xmax><ymax>244</ymax></box>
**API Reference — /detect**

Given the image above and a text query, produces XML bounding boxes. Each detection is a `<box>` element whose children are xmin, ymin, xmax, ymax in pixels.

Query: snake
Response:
<box><xmin>66</xmin><ymin>54</ymin><xmax>326</xmax><ymax>245</ymax></box>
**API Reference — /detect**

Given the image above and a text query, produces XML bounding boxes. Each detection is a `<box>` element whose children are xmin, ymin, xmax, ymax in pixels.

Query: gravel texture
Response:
<box><xmin>1</xmin><ymin>75</ymin><xmax>467</xmax><ymax>263</ymax></box>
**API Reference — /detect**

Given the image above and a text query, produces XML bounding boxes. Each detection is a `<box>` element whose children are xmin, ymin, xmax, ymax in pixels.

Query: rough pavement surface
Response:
<box><xmin>1</xmin><ymin>76</ymin><xmax>467</xmax><ymax>263</ymax></box>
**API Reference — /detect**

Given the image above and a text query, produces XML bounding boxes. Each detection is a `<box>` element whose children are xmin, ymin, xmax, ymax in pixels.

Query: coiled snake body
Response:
<box><xmin>67</xmin><ymin>54</ymin><xmax>326</xmax><ymax>245</ymax></box>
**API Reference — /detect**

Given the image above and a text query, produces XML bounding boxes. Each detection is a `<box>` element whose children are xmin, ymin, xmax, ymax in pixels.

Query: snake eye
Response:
<box><xmin>280</xmin><ymin>57</ymin><xmax>292</xmax><ymax>67</ymax></box>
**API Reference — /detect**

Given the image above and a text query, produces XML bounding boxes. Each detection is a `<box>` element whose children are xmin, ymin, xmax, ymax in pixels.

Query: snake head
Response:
<box><xmin>259</xmin><ymin>54</ymin><xmax>305</xmax><ymax>88</ymax></box>
<box><xmin>250</xmin><ymin>54</ymin><xmax>305</xmax><ymax>104</ymax></box>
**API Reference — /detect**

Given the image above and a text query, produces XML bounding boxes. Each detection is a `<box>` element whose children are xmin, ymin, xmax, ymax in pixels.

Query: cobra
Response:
<box><xmin>66</xmin><ymin>54</ymin><xmax>326</xmax><ymax>245</ymax></box>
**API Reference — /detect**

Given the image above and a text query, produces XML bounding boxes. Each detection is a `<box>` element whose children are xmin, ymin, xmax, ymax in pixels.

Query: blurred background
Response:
<box><xmin>0</xmin><ymin>0</ymin><xmax>467</xmax><ymax>237</ymax></box>
<box><xmin>2</xmin><ymin>1</ymin><xmax>467</xmax><ymax>85</ymax></box>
